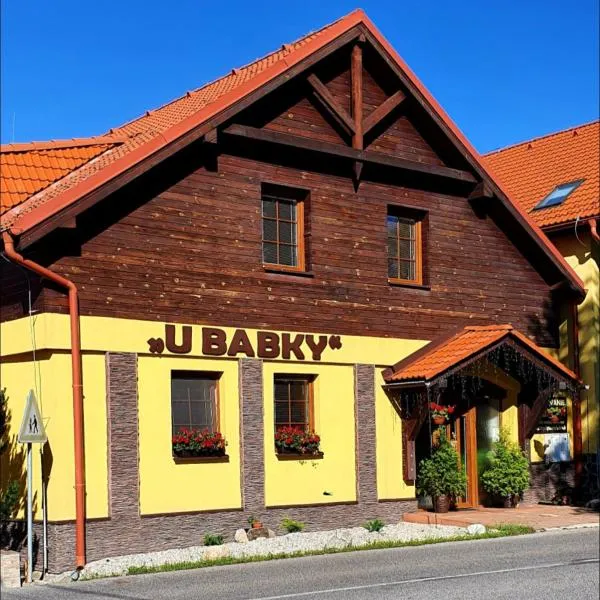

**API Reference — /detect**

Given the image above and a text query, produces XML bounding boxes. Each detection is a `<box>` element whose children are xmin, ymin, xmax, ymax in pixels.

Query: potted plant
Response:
<box><xmin>248</xmin><ymin>515</ymin><xmax>263</xmax><ymax>529</ymax></box>
<box><xmin>429</xmin><ymin>403</ymin><xmax>455</xmax><ymax>425</ymax></box>
<box><xmin>480</xmin><ymin>428</ymin><xmax>530</xmax><ymax>508</ymax></box>
<box><xmin>417</xmin><ymin>430</ymin><xmax>466</xmax><ymax>513</ymax></box>
<box><xmin>274</xmin><ymin>426</ymin><xmax>321</xmax><ymax>455</ymax></box>
<box><xmin>546</xmin><ymin>405</ymin><xmax>566</xmax><ymax>424</ymax></box>
<box><xmin>172</xmin><ymin>428</ymin><xmax>227</xmax><ymax>457</ymax></box>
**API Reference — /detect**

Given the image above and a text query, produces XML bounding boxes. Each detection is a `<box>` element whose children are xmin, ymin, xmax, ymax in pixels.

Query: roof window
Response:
<box><xmin>534</xmin><ymin>180</ymin><xmax>584</xmax><ymax>210</ymax></box>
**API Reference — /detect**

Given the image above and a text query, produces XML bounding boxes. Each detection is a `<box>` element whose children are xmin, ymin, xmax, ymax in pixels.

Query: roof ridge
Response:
<box><xmin>110</xmin><ymin>10</ymin><xmax>360</xmax><ymax>136</ymax></box>
<box><xmin>1</xmin><ymin>136</ymin><xmax>124</xmax><ymax>153</ymax></box>
<box><xmin>484</xmin><ymin>120</ymin><xmax>600</xmax><ymax>157</ymax></box>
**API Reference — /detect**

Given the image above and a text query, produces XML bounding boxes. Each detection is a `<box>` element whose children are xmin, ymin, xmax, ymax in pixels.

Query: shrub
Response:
<box><xmin>481</xmin><ymin>428</ymin><xmax>530</xmax><ymax>500</ymax></box>
<box><xmin>0</xmin><ymin>388</ymin><xmax>19</xmax><ymax>520</ymax></box>
<box><xmin>417</xmin><ymin>430</ymin><xmax>467</xmax><ymax>499</ymax></box>
<box><xmin>364</xmin><ymin>519</ymin><xmax>384</xmax><ymax>532</ymax></box>
<box><xmin>203</xmin><ymin>533</ymin><xmax>224</xmax><ymax>546</ymax></box>
<box><xmin>281</xmin><ymin>517</ymin><xmax>305</xmax><ymax>533</ymax></box>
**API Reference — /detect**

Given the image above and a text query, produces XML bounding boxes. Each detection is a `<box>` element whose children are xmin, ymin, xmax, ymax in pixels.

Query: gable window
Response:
<box><xmin>262</xmin><ymin>184</ymin><xmax>306</xmax><ymax>271</ymax></box>
<box><xmin>387</xmin><ymin>209</ymin><xmax>423</xmax><ymax>285</ymax></box>
<box><xmin>274</xmin><ymin>375</ymin><xmax>314</xmax><ymax>430</ymax></box>
<box><xmin>171</xmin><ymin>371</ymin><xmax>220</xmax><ymax>434</ymax></box>
<box><xmin>534</xmin><ymin>180</ymin><xmax>584</xmax><ymax>210</ymax></box>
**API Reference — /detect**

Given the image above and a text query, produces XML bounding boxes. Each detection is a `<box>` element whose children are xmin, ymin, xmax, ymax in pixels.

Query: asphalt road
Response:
<box><xmin>4</xmin><ymin>528</ymin><xmax>599</xmax><ymax>600</ymax></box>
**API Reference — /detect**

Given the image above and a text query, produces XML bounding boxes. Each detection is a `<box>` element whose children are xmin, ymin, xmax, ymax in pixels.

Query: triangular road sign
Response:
<box><xmin>18</xmin><ymin>390</ymin><xmax>47</xmax><ymax>443</ymax></box>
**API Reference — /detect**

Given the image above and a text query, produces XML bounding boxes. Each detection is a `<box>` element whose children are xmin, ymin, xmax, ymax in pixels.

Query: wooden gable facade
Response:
<box><xmin>1</xmin><ymin>30</ymin><xmax>568</xmax><ymax>346</ymax></box>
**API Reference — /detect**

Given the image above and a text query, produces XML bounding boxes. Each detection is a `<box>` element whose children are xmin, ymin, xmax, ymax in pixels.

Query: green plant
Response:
<box><xmin>203</xmin><ymin>533</ymin><xmax>224</xmax><ymax>546</ymax></box>
<box><xmin>417</xmin><ymin>430</ymin><xmax>467</xmax><ymax>499</ymax></box>
<box><xmin>363</xmin><ymin>519</ymin><xmax>384</xmax><ymax>532</ymax></box>
<box><xmin>274</xmin><ymin>426</ymin><xmax>321</xmax><ymax>455</ymax></box>
<box><xmin>480</xmin><ymin>428</ymin><xmax>529</xmax><ymax>501</ymax></box>
<box><xmin>281</xmin><ymin>517</ymin><xmax>305</xmax><ymax>533</ymax></box>
<box><xmin>172</xmin><ymin>428</ymin><xmax>226</xmax><ymax>457</ymax></box>
<box><xmin>247</xmin><ymin>515</ymin><xmax>263</xmax><ymax>528</ymax></box>
<box><xmin>0</xmin><ymin>388</ymin><xmax>19</xmax><ymax>520</ymax></box>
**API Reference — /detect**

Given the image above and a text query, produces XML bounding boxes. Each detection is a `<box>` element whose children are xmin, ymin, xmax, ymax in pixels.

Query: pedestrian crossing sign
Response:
<box><xmin>17</xmin><ymin>390</ymin><xmax>47</xmax><ymax>444</ymax></box>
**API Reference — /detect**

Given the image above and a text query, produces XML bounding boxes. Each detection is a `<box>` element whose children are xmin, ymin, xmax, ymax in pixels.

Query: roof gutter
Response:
<box><xmin>1</xmin><ymin>231</ymin><xmax>86</xmax><ymax>571</ymax></box>
<box><xmin>382</xmin><ymin>380</ymin><xmax>429</xmax><ymax>389</ymax></box>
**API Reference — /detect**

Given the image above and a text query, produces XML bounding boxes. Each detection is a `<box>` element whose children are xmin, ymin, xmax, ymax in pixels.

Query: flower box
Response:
<box><xmin>429</xmin><ymin>402</ymin><xmax>455</xmax><ymax>424</ymax></box>
<box><xmin>274</xmin><ymin>426</ymin><xmax>321</xmax><ymax>456</ymax></box>
<box><xmin>172</xmin><ymin>428</ymin><xmax>227</xmax><ymax>458</ymax></box>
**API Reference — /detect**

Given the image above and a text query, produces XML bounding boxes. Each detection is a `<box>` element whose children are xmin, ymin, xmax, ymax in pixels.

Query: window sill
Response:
<box><xmin>388</xmin><ymin>279</ymin><xmax>430</xmax><ymax>291</ymax></box>
<box><xmin>173</xmin><ymin>454</ymin><xmax>230</xmax><ymax>464</ymax></box>
<box><xmin>263</xmin><ymin>265</ymin><xmax>314</xmax><ymax>278</ymax></box>
<box><xmin>276</xmin><ymin>452</ymin><xmax>324</xmax><ymax>461</ymax></box>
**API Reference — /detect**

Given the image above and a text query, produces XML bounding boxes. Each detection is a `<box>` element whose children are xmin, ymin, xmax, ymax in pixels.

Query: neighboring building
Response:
<box><xmin>486</xmin><ymin>122</ymin><xmax>600</xmax><ymax>496</ymax></box>
<box><xmin>0</xmin><ymin>10</ymin><xmax>587</xmax><ymax>573</ymax></box>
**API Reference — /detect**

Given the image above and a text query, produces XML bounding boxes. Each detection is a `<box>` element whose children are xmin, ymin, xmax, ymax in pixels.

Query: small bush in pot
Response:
<box><xmin>480</xmin><ymin>428</ymin><xmax>530</xmax><ymax>507</ymax></box>
<box><xmin>417</xmin><ymin>430</ymin><xmax>467</xmax><ymax>513</ymax></box>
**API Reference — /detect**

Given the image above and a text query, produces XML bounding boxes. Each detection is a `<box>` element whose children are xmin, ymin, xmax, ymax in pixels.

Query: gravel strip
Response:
<box><xmin>45</xmin><ymin>522</ymin><xmax>468</xmax><ymax>581</ymax></box>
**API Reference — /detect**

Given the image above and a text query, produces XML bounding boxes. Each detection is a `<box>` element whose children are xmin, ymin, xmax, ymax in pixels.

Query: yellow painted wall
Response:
<box><xmin>263</xmin><ymin>362</ymin><xmax>357</xmax><ymax>506</ymax></box>
<box><xmin>0</xmin><ymin>351</ymin><xmax>108</xmax><ymax>521</ymax></box>
<box><xmin>375</xmin><ymin>371</ymin><xmax>415</xmax><ymax>499</ymax></box>
<box><xmin>0</xmin><ymin>314</ymin><xmax>429</xmax><ymax>367</ymax></box>
<box><xmin>552</xmin><ymin>231</ymin><xmax>600</xmax><ymax>455</ymax></box>
<box><xmin>1</xmin><ymin>314</ymin><xmax>428</xmax><ymax>519</ymax></box>
<box><xmin>137</xmin><ymin>355</ymin><xmax>242</xmax><ymax>515</ymax></box>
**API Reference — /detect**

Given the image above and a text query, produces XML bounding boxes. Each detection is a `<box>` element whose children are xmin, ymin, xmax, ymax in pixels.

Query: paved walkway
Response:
<box><xmin>403</xmin><ymin>504</ymin><xmax>599</xmax><ymax>530</ymax></box>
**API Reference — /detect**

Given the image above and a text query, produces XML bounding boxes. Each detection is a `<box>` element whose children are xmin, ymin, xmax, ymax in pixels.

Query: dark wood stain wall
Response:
<box><xmin>0</xmin><ymin>60</ymin><xmax>558</xmax><ymax>347</ymax></box>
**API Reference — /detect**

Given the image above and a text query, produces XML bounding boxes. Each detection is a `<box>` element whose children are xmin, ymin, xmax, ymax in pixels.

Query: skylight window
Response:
<box><xmin>534</xmin><ymin>180</ymin><xmax>584</xmax><ymax>210</ymax></box>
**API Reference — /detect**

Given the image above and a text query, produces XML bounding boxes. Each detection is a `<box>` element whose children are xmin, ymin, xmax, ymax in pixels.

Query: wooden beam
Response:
<box><xmin>362</xmin><ymin>90</ymin><xmax>406</xmax><ymax>136</ymax></box>
<box><xmin>223</xmin><ymin>124</ymin><xmax>477</xmax><ymax>183</ymax></box>
<box><xmin>204</xmin><ymin>128</ymin><xmax>218</xmax><ymax>145</ymax></box>
<box><xmin>307</xmin><ymin>74</ymin><xmax>355</xmax><ymax>137</ymax></box>
<box><xmin>401</xmin><ymin>400</ymin><xmax>427</xmax><ymax>483</ymax></box>
<box><xmin>18</xmin><ymin>28</ymin><xmax>363</xmax><ymax>250</ymax></box>
<box><xmin>468</xmin><ymin>181</ymin><xmax>494</xmax><ymax>202</ymax></box>
<box><xmin>525</xmin><ymin>388</ymin><xmax>553</xmax><ymax>440</ymax></box>
<box><xmin>351</xmin><ymin>44</ymin><xmax>363</xmax><ymax>151</ymax></box>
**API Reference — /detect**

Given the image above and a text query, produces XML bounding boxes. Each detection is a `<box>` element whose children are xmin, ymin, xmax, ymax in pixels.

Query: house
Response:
<box><xmin>0</xmin><ymin>10</ymin><xmax>586</xmax><ymax>574</ymax></box>
<box><xmin>485</xmin><ymin>122</ymin><xmax>599</xmax><ymax>497</ymax></box>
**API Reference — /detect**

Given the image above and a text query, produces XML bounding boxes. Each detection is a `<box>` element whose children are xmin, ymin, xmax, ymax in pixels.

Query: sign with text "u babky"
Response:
<box><xmin>147</xmin><ymin>324</ymin><xmax>342</xmax><ymax>361</ymax></box>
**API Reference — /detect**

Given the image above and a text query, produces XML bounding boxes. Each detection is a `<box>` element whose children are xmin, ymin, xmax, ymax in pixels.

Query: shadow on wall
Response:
<box><xmin>525</xmin><ymin>296</ymin><xmax>560</xmax><ymax>353</ymax></box>
<box><xmin>0</xmin><ymin>387</ymin><xmax>41</xmax><ymax>560</ymax></box>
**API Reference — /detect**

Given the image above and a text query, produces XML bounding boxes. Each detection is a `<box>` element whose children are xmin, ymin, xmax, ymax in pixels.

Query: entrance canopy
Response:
<box><xmin>383</xmin><ymin>325</ymin><xmax>581</xmax><ymax>390</ymax></box>
<box><xmin>382</xmin><ymin>325</ymin><xmax>582</xmax><ymax>484</ymax></box>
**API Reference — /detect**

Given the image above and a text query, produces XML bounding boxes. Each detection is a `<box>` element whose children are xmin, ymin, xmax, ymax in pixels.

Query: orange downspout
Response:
<box><xmin>2</xmin><ymin>231</ymin><xmax>86</xmax><ymax>569</ymax></box>
<box><xmin>590</xmin><ymin>218</ymin><xmax>600</xmax><ymax>244</ymax></box>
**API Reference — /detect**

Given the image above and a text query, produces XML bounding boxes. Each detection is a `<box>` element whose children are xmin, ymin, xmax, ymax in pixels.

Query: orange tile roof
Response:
<box><xmin>0</xmin><ymin>13</ymin><xmax>348</xmax><ymax>230</ymax></box>
<box><xmin>384</xmin><ymin>325</ymin><xmax>579</xmax><ymax>384</ymax></box>
<box><xmin>484</xmin><ymin>121</ymin><xmax>599</xmax><ymax>228</ymax></box>
<box><xmin>0</xmin><ymin>10</ymin><xmax>585</xmax><ymax>297</ymax></box>
<box><xmin>0</xmin><ymin>138</ymin><xmax>120</xmax><ymax>215</ymax></box>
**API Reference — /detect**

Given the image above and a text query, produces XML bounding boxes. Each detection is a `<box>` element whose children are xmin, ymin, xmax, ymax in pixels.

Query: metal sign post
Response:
<box><xmin>17</xmin><ymin>390</ymin><xmax>47</xmax><ymax>584</ymax></box>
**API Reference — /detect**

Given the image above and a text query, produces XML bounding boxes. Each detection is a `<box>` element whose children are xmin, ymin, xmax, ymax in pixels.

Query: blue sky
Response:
<box><xmin>1</xmin><ymin>1</ymin><xmax>598</xmax><ymax>152</ymax></box>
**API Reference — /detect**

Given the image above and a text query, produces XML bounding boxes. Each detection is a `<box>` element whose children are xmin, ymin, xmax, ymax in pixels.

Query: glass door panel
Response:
<box><xmin>476</xmin><ymin>398</ymin><xmax>500</xmax><ymax>500</ymax></box>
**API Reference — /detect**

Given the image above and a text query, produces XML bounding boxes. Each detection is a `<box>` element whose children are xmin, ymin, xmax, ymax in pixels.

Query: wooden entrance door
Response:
<box><xmin>447</xmin><ymin>406</ymin><xmax>478</xmax><ymax>508</ymax></box>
